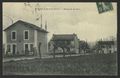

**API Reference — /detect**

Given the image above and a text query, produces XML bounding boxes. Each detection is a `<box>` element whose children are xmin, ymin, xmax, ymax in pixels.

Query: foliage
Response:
<box><xmin>79</xmin><ymin>41</ymin><xmax>90</xmax><ymax>53</ymax></box>
<box><xmin>52</xmin><ymin>40</ymin><xmax>72</xmax><ymax>58</ymax></box>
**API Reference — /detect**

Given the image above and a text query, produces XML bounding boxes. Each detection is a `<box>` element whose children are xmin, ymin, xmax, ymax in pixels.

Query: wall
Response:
<box><xmin>74</xmin><ymin>36</ymin><xmax>79</xmax><ymax>53</ymax></box>
<box><xmin>37</xmin><ymin>31</ymin><xmax>48</xmax><ymax>57</ymax></box>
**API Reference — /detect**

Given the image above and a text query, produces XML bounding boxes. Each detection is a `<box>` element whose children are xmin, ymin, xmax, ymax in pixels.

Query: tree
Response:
<box><xmin>53</xmin><ymin>40</ymin><xmax>71</xmax><ymax>58</ymax></box>
<box><xmin>79</xmin><ymin>41</ymin><xmax>90</xmax><ymax>54</ymax></box>
<box><xmin>93</xmin><ymin>43</ymin><xmax>102</xmax><ymax>54</ymax></box>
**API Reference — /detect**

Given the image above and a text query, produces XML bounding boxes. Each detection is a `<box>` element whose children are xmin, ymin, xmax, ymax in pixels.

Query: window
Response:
<box><xmin>24</xmin><ymin>30</ymin><xmax>29</xmax><ymax>40</ymax></box>
<box><xmin>109</xmin><ymin>45</ymin><xmax>111</xmax><ymax>48</ymax></box>
<box><xmin>101</xmin><ymin>45</ymin><xmax>105</xmax><ymax>48</ymax></box>
<box><xmin>7</xmin><ymin>43</ymin><xmax>17</xmax><ymax>55</ymax></box>
<box><xmin>12</xmin><ymin>44</ymin><xmax>17</xmax><ymax>55</ymax></box>
<box><xmin>24</xmin><ymin>43</ymin><xmax>33</xmax><ymax>51</ymax></box>
<box><xmin>11</xmin><ymin>31</ymin><xmax>16</xmax><ymax>40</ymax></box>
<box><xmin>7</xmin><ymin>44</ymin><xmax>11</xmax><ymax>52</ymax></box>
<box><xmin>30</xmin><ymin>44</ymin><xmax>33</xmax><ymax>51</ymax></box>
<box><xmin>109</xmin><ymin>50</ymin><xmax>111</xmax><ymax>53</ymax></box>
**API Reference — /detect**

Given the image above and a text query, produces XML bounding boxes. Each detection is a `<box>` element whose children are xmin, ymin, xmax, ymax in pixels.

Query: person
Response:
<box><xmin>38</xmin><ymin>42</ymin><xmax>41</xmax><ymax>58</ymax></box>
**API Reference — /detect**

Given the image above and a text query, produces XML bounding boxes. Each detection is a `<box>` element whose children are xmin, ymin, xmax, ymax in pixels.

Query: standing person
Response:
<box><xmin>38</xmin><ymin>42</ymin><xmax>42</xmax><ymax>59</ymax></box>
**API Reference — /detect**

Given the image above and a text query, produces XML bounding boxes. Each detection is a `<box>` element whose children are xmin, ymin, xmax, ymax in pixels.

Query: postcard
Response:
<box><xmin>2</xmin><ymin>2</ymin><xmax>117</xmax><ymax>75</ymax></box>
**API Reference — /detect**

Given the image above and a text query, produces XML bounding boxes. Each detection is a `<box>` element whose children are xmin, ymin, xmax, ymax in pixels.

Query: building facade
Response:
<box><xmin>94</xmin><ymin>40</ymin><xmax>117</xmax><ymax>54</ymax></box>
<box><xmin>48</xmin><ymin>34</ymin><xmax>79</xmax><ymax>54</ymax></box>
<box><xmin>4</xmin><ymin>20</ymin><xmax>48</xmax><ymax>57</ymax></box>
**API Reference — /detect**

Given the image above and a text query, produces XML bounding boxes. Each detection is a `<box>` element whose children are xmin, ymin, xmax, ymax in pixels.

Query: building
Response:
<box><xmin>3</xmin><ymin>20</ymin><xmax>48</xmax><ymax>57</ymax></box>
<box><xmin>94</xmin><ymin>40</ymin><xmax>117</xmax><ymax>54</ymax></box>
<box><xmin>48</xmin><ymin>34</ymin><xmax>79</xmax><ymax>54</ymax></box>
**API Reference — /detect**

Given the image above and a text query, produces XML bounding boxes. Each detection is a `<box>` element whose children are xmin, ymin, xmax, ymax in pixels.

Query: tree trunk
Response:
<box><xmin>69</xmin><ymin>48</ymin><xmax>71</xmax><ymax>57</ymax></box>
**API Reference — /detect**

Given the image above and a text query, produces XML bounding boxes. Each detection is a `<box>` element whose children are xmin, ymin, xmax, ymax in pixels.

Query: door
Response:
<box><xmin>25</xmin><ymin>44</ymin><xmax>29</xmax><ymax>55</ymax></box>
<box><xmin>12</xmin><ymin>44</ymin><xmax>17</xmax><ymax>55</ymax></box>
<box><xmin>29</xmin><ymin>44</ymin><xmax>34</xmax><ymax>55</ymax></box>
<box><xmin>24</xmin><ymin>43</ymin><xmax>34</xmax><ymax>55</ymax></box>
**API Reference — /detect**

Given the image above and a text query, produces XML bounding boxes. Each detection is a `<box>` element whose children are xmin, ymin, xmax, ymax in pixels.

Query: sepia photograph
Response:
<box><xmin>2</xmin><ymin>2</ymin><xmax>117</xmax><ymax>75</ymax></box>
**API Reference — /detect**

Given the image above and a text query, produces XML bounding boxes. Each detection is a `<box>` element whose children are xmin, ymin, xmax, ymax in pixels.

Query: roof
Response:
<box><xmin>4</xmin><ymin>20</ymin><xmax>48</xmax><ymax>33</ymax></box>
<box><xmin>97</xmin><ymin>41</ymin><xmax>114</xmax><ymax>45</ymax></box>
<box><xmin>52</xmin><ymin>34</ymin><xmax>77</xmax><ymax>41</ymax></box>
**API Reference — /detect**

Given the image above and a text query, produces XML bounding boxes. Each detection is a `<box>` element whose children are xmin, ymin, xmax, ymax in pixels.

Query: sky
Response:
<box><xmin>3</xmin><ymin>2</ymin><xmax>117</xmax><ymax>43</ymax></box>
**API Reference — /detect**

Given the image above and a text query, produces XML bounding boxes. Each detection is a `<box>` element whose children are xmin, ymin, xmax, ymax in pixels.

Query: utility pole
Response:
<box><xmin>41</xmin><ymin>14</ymin><xmax>42</xmax><ymax>28</ymax></box>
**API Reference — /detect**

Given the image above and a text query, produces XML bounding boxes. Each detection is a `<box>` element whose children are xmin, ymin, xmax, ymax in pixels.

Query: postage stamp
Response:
<box><xmin>96</xmin><ymin>2</ymin><xmax>113</xmax><ymax>13</ymax></box>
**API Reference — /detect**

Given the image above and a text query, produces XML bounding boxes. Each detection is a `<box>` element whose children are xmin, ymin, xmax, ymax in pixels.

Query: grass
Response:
<box><xmin>3</xmin><ymin>53</ymin><xmax>117</xmax><ymax>75</ymax></box>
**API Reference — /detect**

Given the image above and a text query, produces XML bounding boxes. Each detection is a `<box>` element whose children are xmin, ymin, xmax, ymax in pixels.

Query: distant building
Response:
<box><xmin>3</xmin><ymin>20</ymin><xmax>48</xmax><ymax>57</ymax></box>
<box><xmin>49</xmin><ymin>34</ymin><xmax>79</xmax><ymax>54</ymax></box>
<box><xmin>95</xmin><ymin>40</ymin><xmax>117</xmax><ymax>54</ymax></box>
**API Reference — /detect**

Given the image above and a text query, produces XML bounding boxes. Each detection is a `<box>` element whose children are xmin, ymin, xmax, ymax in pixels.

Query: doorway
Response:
<box><xmin>11</xmin><ymin>44</ymin><xmax>17</xmax><ymax>55</ymax></box>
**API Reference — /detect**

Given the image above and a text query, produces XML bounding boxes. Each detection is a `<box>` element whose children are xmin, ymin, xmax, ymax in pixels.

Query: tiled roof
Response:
<box><xmin>52</xmin><ymin>34</ymin><xmax>77</xmax><ymax>41</ymax></box>
<box><xmin>4</xmin><ymin>20</ymin><xmax>48</xmax><ymax>33</ymax></box>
